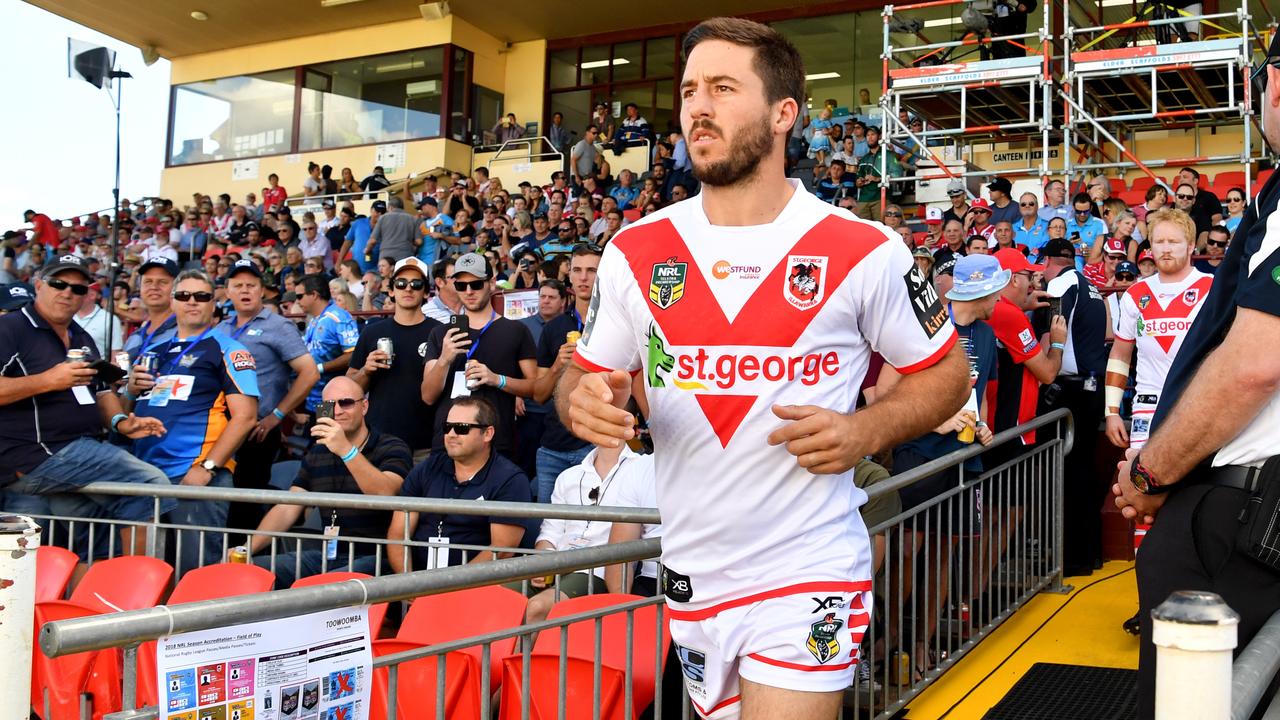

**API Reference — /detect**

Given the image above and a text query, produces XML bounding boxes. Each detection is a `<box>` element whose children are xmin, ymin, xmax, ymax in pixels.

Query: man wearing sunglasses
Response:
<box><xmin>421</xmin><ymin>253</ymin><xmax>537</xmax><ymax>459</ymax></box>
<box><xmin>220</xmin><ymin>259</ymin><xmax>319</xmax><ymax>530</ymax></box>
<box><xmin>251</xmin><ymin>376</ymin><xmax>412</xmax><ymax>586</ymax></box>
<box><xmin>349</xmin><ymin>257</ymin><xmax>442</xmax><ymax>461</ymax></box>
<box><xmin>1194</xmin><ymin>225</ymin><xmax>1230</xmax><ymax>275</ymax></box>
<box><xmin>123</xmin><ymin>269</ymin><xmax>260</xmax><ymax>570</ymax></box>
<box><xmin>0</xmin><ymin>255</ymin><xmax>173</xmax><ymax>559</ymax></box>
<box><xmin>1065</xmin><ymin>192</ymin><xmax>1106</xmax><ymax>272</ymax></box>
<box><xmin>1175</xmin><ymin>167</ymin><xmax>1224</xmax><ymax>247</ymax></box>
<box><xmin>388</xmin><ymin>397</ymin><xmax>531</xmax><ymax>573</ymax></box>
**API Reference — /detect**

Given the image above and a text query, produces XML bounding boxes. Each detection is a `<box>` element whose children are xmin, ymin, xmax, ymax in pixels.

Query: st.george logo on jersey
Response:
<box><xmin>806</xmin><ymin>612</ymin><xmax>843</xmax><ymax>664</ymax></box>
<box><xmin>649</xmin><ymin>257</ymin><xmax>687</xmax><ymax>309</ymax></box>
<box><xmin>785</xmin><ymin>255</ymin><xmax>827</xmax><ymax>310</ymax></box>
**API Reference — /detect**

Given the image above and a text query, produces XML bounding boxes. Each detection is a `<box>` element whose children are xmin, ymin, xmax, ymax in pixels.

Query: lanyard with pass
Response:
<box><xmin>159</xmin><ymin>327</ymin><xmax>214</xmax><ymax>375</ymax></box>
<box><xmin>136</xmin><ymin>314</ymin><xmax>174</xmax><ymax>355</ymax></box>
<box><xmin>464</xmin><ymin>312</ymin><xmax>499</xmax><ymax>361</ymax></box>
<box><xmin>229</xmin><ymin>315</ymin><xmax>258</xmax><ymax>340</ymax></box>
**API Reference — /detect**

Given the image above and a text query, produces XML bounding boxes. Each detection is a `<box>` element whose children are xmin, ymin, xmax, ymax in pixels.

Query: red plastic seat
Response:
<box><xmin>1116</xmin><ymin>189</ymin><xmax>1147</xmax><ymax>207</ymax></box>
<box><xmin>291</xmin><ymin>571</ymin><xmax>388</xmax><ymax>637</ymax></box>
<box><xmin>31</xmin><ymin>600</ymin><xmax>119</xmax><ymax>720</ymax></box>
<box><xmin>398</xmin><ymin>585</ymin><xmax>527</xmax><ymax>691</ymax></box>
<box><xmin>1129</xmin><ymin>175</ymin><xmax>1167</xmax><ymax>193</ymax></box>
<box><xmin>36</xmin><ymin>546</ymin><xmax>78</xmax><ymax>602</ymax></box>
<box><xmin>369</xmin><ymin>639</ymin><xmax>481</xmax><ymax>720</ymax></box>
<box><xmin>498</xmin><ymin>655</ymin><xmax>626</xmax><ymax>720</ymax></box>
<box><xmin>1258</xmin><ymin>168</ymin><xmax>1274</xmax><ymax>187</ymax></box>
<box><xmin>912</xmin><ymin>231</ymin><xmax>929</xmax><ymax>247</ymax></box>
<box><xmin>1108</xmin><ymin>178</ymin><xmax>1127</xmax><ymax>195</ymax></box>
<box><xmin>537</xmin><ymin>594</ymin><xmax>671</xmax><ymax>717</ymax></box>
<box><xmin>1213</xmin><ymin>171</ymin><xmax>1245</xmax><ymax>190</ymax></box>
<box><xmin>68</xmin><ymin>556</ymin><xmax>172</xmax><ymax>614</ymax></box>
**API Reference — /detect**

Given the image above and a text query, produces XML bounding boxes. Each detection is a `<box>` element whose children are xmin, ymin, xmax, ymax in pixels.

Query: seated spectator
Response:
<box><xmin>1223</xmin><ymin>187</ymin><xmax>1246</xmax><ymax>235</ymax></box>
<box><xmin>520</xmin><ymin>444</ymin><xmax>654</xmax><ymax>621</ymax></box>
<box><xmin>423</xmin><ymin>257</ymin><xmax>462</xmax><ymax>322</ymax></box>
<box><xmin>1131</xmin><ymin>182</ymin><xmax>1169</xmax><ymax>230</ymax></box>
<box><xmin>1013</xmin><ymin>193</ymin><xmax>1047</xmax><ymax>253</ymax></box>
<box><xmin>1195</xmin><ymin>225</ymin><xmax>1229</xmax><ymax>275</ymax></box>
<box><xmin>853</xmin><ymin>458</ymin><xmax>901</xmax><ymax>578</ymax></box>
<box><xmin>964</xmin><ymin>199</ymin><xmax>996</xmax><ymax>241</ymax></box>
<box><xmin>965</xmin><ymin>234</ymin><xmax>990</xmax><ymax>255</ymax></box>
<box><xmin>609</xmin><ymin>170</ymin><xmax>641</xmax><ymax>210</ymax></box>
<box><xmin>1087</xmin><ymin>174</ymin><xmax>1111</xmax><ymax>213</ymax></box>
<box><xmin>72</xmin><ymin>280</ymin><xmax>122</xmax><ymax>358</ymax></box>
<box><xmin>0</xmin><ymin>256</ymin><xmax>174</xmax><ymax>558</ymax></box>
<box><xmin>299</xmin><ymin>220</ymin><xmax>332</xmax><ymax>270</ymax></box>
<box><xmin>251</xmin><ymin>377</ymin><xmax>411</xmax><ymax>586</ymax></box>
<box><xmin>612</xmin><ymin>103</ymin><xmax>651</xmax><ymax>150</ymax></box>
<box><xmin>880</xmin><ymin>204</ymin><xmax>904</xmax><ymax>229</ymax></box>
<box><xmin>387</xmin><ymin>398</ymin><xmax>530</xmax><ymax>571</ymax></box>
<box><xmin>1137</xmin><ymin>248</ymin><xmax>1157</xmax><ymax>278</ymax></box>
<box><xmin>922</xmin><ymin>207</ymin><xmax>944</xmax><ymax>247</ymax></box>
<box><xmin>991</xmin><ymin>221</ymin><xmax>1018</xmax><ymax>253</ymax></box>
<box><xmin>1176</xmin><ymin>167</ymin><xmax>1223</xmax><ymax>245</ymax></box>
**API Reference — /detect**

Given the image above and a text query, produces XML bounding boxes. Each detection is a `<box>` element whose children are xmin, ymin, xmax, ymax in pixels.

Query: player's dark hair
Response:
<box><xmin>682</xmin><ymin>18</ymin><xmax>805</xmax><ymax>116</ymax></box>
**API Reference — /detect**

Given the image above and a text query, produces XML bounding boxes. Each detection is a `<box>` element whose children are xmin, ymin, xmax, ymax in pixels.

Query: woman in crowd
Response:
<box><xmin>338</xmin><ymin>167</ymin><xmax>360</xmax><ymax>196</ymax></box>
<box><xmin>337</xmin><ymin>260</ymin><xmax>364</xmax><ymax>301</ymax></box>
<box><xmin>573</xmin><ymin>216</ymin><xmax>592</xmax><ymax>241</ymax></box>
<box><xmin>1131</xmin><ymin>183</ymin><xmax>1168</xmax><ymax>227</ymax></box>
<box><xmin>1224</xmin><ymin>186</ymin><xmax>1246</xmax><ymax>235</ymax></box>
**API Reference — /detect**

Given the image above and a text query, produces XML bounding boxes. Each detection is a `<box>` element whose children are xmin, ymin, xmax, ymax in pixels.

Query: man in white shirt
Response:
<box><xmin>140</xmin><ymin>231</ymin><xmax>179</xmax><ymax>265</ymax></box>
<box><xmin>318</xmin><ymin>200</ymin><xmax>340</xmax><ymax>235</ymax></box>
<box><xmin>73</xmin><ymin>281</ymin><xmax>123</xmax><ymax>356</ymax></box>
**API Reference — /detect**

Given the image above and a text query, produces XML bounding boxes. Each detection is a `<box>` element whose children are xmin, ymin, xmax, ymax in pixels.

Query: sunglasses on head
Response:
<box><xmin>394</xmin><ymin>278</ymin><xmax>426</xmax><ymax>290</ymax></box>
<box><xmin>1176</xmin><ymin>194</ymin><xmax>1196</xmax><ymax>200</ymax></box>
<box><xmin>573</xmin><ymin>242</ymin><xmax>604</xmax><ymax>255</ymax></box>
<box><xmin>1115</xmin><ymin>273</ymin><xmax>1136</xmax><ymax>281</ymax></box>
<box><xmin>46</xmin><ymin>277</ymin><xmax>90</xmax><ymax>295</ymax></box>
<box><xmin>443</xmin><ymin>421</ymin><xmax>489</xmax><ymax>435</ymax></box>
<box><xmin>173</xmin><ymin>291</ymin><xmax>214</xmax><ymax>302</ymax></box>
<box><xmin>453</xmin><ymin>279</ymin><xmax>487</xmax><ymax>292</ymax></box>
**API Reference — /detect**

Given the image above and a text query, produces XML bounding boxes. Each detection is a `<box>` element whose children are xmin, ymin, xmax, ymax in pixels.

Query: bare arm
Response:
<box><xmin>0</xmin><ymin>363</ymin><xmax>93</xmax><ymax>406</ymax></box>
<box><xmin>387</xmin><ymin>511</ymin><xmax>418</xmax><ymax>573</ymax></box>
<box><xmin>604</xmin><ymin>521</ymin><xmax>643</xmax><ymax>594</ymax></box>
<box><xmin>421</xmin><ymin>358</ymin><xmax>451</xmax><ymax>405</ymax></box>
<box><xmin>281</xmin><ymin>354</ymin><xmax>322</xmax><ymax>415</ymax></box>
<box><xmin>469</xmin><ymin>523</ymin><xmax>525</xmax><ymax>563</ymax></box>
<box><xmin>319</xmin><ymin>350</ymin><xmax>352</xmax><ymax>375</ymax></box>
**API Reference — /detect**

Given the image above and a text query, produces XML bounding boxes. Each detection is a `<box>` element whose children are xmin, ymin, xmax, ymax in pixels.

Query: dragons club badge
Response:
<box><xmin>806</xmin><ymin>612</ymin><xmax>843</xmax><ymax>664</ymax></box>
<box><xmin>785</xmin><ymin>255</ymin><xmax>827</xmax><ymax>311</ymax></box>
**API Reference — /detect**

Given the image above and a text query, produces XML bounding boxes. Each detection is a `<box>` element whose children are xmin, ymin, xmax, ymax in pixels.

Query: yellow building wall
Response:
<box><xmin>503</xmin><ymin>40</ymin><xmax>547</xmax><ymax>131</ymax></box>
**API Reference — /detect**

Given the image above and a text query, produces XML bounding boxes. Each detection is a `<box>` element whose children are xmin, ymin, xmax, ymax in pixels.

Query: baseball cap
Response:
<box><xmin>276</xmin><ymin>206</ymin><xmax>292</xmax><ymax>216</ymax></box>
<box><xmin>371</xmin><ymin>200</ymin><xmax>387</xmax><ymax>213</ymax></box>
<box><xmin>1138</xmin><ymin>249</ymin><xmax>1155</xmax><ymax>263</ymax></box>
<box><xmin>994</xmin><ymin>247</ymin><xmax>1045</xmax><ymax>274</ymax></box>
<box><xmin>1041</xmin><ymin>238</ymin><xmax>1078</xmax><ymax>260</ymax></box>
<box><xmin>0</xmin><ymin>283</ymin><xmax>34</xmax><ymax>311</ymax></box>
<box><xmin>946</xmin><ymin>179</ymin><xmax>967</xmax><ymax>197</ymax></box>
<box><xmin>1115</xmin><ymin>260</ymin><xmax>1139</xmax><ymax>276</ymax></box>
<box><xmin>934</xmin><ymin>255</ymin><xmax>957</xmax><ymax>276</ymax></box>
<box><xmin>968</xmin><ymin>198</ymin><xmax>992</xmax><ymax>214</ymax></box>
<box><xmin>1105</xmin><ymin>237</ymin><xmax>1128</xmax><ymax>256</ymax></box>
<box><xmin>139</xmin><ymin>257</ymin><xmax>179</xmax><ymax>277</ymax></box>
<box><xmin>532</xmin><ymin>212</ymin><xmax>548</xmax><ymax>221</ymax></box>
<box><xmin>227</xmin><ymin>258</ymin><xmax>262</xmax><ymax>279</ymax></box>
<box><xmin>321</xmin><ymin>199</ymin><xmax>335</xmax><ymax>209</ymax></box>
<box><xmin>43</xmin><ymin>254</ymin><xmax>94</xmax><ymax>282</ymax></box>
<box><xmin>912</xmin><ymin>246</ymin><xmax>934</xmax><ymax>259</ymax></box>
<box><xmin>391</xmin><ymin>257</ymin><xmax>430</xmax><ymax>279</ymax></box>
<box><xmin>947</xmin><ymin>255</ymin><xmax>1011</xmax><ymax>301</ymax></box>
<box><xmin>987</xmin><ymin>177</ymin><xmax>1013</xmax><ymax>195</ymax></box>
<box><xmin>450</xmin><ymin>252</ymin><xmax>491</xmax><ymax>279</ymax></box>
<box><xmin>454</xmin><ymin>179</ymin><xmax>468</xmax><ymax>188</ymax></box>
<box><xmin>925</xmin><ymin>206</ymin><xmax>943</xmax><ymax>225</ymax></box>
<box><xmin>418</xmin><ymin>197</ymin><xmax>438</xmax><ymax>208</ymax></box>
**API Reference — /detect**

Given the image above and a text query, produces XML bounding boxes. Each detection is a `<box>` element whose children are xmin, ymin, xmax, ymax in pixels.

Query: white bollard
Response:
<box><xmin>0</xmin><ymin>515</ymin><xmax>42</xmax><ymax>720</ymax></box>
<box><xmin>1153</xmin><ymin>590</ymin><xmax>1239</xmax><ymax>720</ymax></box>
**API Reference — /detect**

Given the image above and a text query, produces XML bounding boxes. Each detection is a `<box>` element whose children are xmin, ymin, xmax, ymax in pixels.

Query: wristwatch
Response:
<box><xmin>199</xmin><ymin>459</ymin><xmax>220</xmax><ymax>474</ymax></box>
<box><xmin>1130</xmin><ymin>455</ymin><xmax>1169</xmax><ymax>495</ymax></box>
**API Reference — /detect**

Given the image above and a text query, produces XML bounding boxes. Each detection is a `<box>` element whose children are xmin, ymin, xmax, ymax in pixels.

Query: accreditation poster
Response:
<box><xmin>157</xmin><ymin>607</ymin><xmax>373</xmax><ymax>720</ymax></box>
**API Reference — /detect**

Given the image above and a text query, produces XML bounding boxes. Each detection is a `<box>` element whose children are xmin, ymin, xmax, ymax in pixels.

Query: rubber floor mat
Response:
<box><xmin>981</xmin><ymin>662</ymin><xmax>1137</xmax><ymax>720</ymax></box>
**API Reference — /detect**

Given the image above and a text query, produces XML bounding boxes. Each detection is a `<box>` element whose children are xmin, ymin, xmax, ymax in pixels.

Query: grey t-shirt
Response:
<box><xmin>218</xmin><ymin>308</ymin><xmax>310</xmax><ymax>419</ymax></box>
<box><xmin>572</xmin><ymin>139</ymin><xmax>598</xmax><ymax>178</ymax></box>
<box><xmin>371</xmin><ymin>209</ymin><xmax>418</xmax><ymax>262</ymax></box>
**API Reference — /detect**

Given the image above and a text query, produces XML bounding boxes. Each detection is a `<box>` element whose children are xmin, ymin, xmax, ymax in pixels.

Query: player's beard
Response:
<box><xmin>690</xmin><ymin>112</ymin><xmax>774</xmax><ymax>188</ymax></box>
<box><xmin>1155</xmin><ymin>248</ymin><xmax>1189</xmax><ymax>275</ymax></box>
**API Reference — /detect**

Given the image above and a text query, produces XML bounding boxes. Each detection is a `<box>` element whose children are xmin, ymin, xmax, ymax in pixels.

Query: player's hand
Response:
<box><xmin>116</xmin><ymin>414</ymin><xmax>166</xmax><ymax>439</ymax></box>
<box><xmin>1049</xmin><ymin>315</ymin><xmax>1068</xmax><ymax>345</ymax></box>
<box><xmin>1113</xmin><ymin>450</ymin><xmax>1165</xmax><ymax>524</ymax></box>
<box><xmin>767</xmin><ymin>405</ymin><xmax>866</xmax><ymax>475</ymax></box>
<box><xmin>250</xmin><ymin>412</ymin><xmax>282</xmax><ymax>443</ymax></box>
<box><xmin>128</xmin><ymin>365</ymin><xmax>156</xmax><ymax>395</ymax></box>
<box><xmin>567</xmin><ymin>370</ymin><xmax>634</xmax><ymax>448</ymax></box>
<box><xmin>439</xmin><ymin>328</ymin><xmax>472</xmax><ymax>364</ymax></box>
<box><xmin>45</xmin><ymin>361</ymin><xmax>96</xmax><ymax>391</ymax></box>
<box><xmin>1104</xmin><ymin>415</ymin><xmax>1130</xmax><ymax>448</ymax></box>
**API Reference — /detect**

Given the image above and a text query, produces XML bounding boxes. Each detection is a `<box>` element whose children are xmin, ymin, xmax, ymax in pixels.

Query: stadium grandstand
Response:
<box><xmin>5</xmin><ymin>0</ymin><xmax>1280</xmax><ymax>718</ymax></box>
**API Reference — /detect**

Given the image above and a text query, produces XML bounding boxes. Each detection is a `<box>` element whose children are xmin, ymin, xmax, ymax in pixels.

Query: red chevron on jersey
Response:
<box><xmin>1127</xmin><ymin>275</ymin><xmax>1214</xmax><ymax>353</ymax></box>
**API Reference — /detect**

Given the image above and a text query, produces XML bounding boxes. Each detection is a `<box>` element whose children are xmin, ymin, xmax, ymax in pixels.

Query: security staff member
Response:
<box><xmin>1040</xmin><ymin>236</ymin><xmax>1108</xmax><ymax>577</ymax></box>
<box><xmin>1116</xmin><ymin>36</ymin><xmax>1280</xmax><ymax>719</ymax></box>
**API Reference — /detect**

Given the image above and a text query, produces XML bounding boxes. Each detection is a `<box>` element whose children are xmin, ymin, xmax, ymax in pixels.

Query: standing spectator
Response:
<box><xmin>321</xmin><ymin>165</ymin><xmax>339</xmax><ymax>196</ymax></box>
<box><xmin>1176</xmin><ymin>167</ymin><xmax>1223</xmax><ymax>243</ymax></box>
<box><xmin>1082</xmin><ymin>236</ymin><xmax>1129</xmax><ymax>290</ymax></box>
<box><xmin>415</xmin><ymin>197</ymin><xmax>453</xmax><ymax>266</ymax></box>
<box><xmin>303</xmin><ymin>162</ymin><xmax>324</xmax><ymax>197</ymax></box>
<box><xmin>547</xmin><ymin>111</ymin><xmax>572</xmax><ymax>152</ymax></box>
<box><xmin>515</xmin><ymin>279</ymin><xmax>567</xmax><ymax>477</ymax></box>
<box><xmin>1195</xmin><ymin>225</ymin><xmax>1229</xmax><ymax>274</ymax></box>
<box><xmin>221</xmin><ymin>259</ymin><xmax>319</xmax><ymax>530</ymax></box>
<box><xmin>72</xmin><ymin>281</ymin><xmax>121</xmax><ymax>357</ymax></box>
<box><xmin>338</xmin><ymin>168</ymin><xmax>360</xmax><ymax>196</ymax></box>
<box><xmin>1038</xmin><ymin>179</ymin><xmax>1070</xmax><ymax>223</ymax></box>
<box><xmin>0</xmin><ymin>231</ymin><xmax>22</xmax><ymax>283</ymax></box>
<box><xmin>923</xmin><ymin>207</ymin><xmax>944</xmax><ymax>248</ymax></box>
<box><xmin>613</xmin><ymin>103</ymin><xmax>651</xmax><ymax>147</ymax></box>
<box><xmin>1066</xmin><ymin>192</ymin><xmax>1107</xmax><ymax>270</ymax></box>
<box><xmin>123</xmin><ymin>269</ymin><xmax>259</xmax><ymax>571</ymax></box>
<box><xmin>1039</xmin><ymin>237</ymin><xmax>1109</xmax><ymax>576</ymax></box>
<box><xmin>423</xmin><ymin>257</ymin><xmax>462</xmax><ymax>323</ymax></box>
<box><xmin>419</xmin><ymin>253</ymin><xmax>536</xmax><ymax>458</ymax></box>
<box><xmin>349</xmin><ymin>257</ymin><xmax>442</xmax><ymax>460</ymax></box>
<box><xmin>250</xmin><ymin>376</ymin><xmax>411</xmax><ymax>586</ymax></box>
<box><xmin>122</xmin><ymin>258</ymin><xmax>178</xmax><ymax>363</ymax></box>
<box><xmin>262</xmin><ymin>174</ymin><xmax>288</xmax><ymax>214</ymax></box>
<box><xmin>530</xmin><ymin>246</ymin><xmax>598</xmax><ymax>501</ymax></box>
<box><xmin>986</xmin><ymin>177</ymin><xmax>1021</xmax><ymax>225</ymax></box>
<box><xmin>591</xmin><ymin>102</ymin><xmax>614</xmax><ymax>139</ymax></box>
<box><xmin>298</xmin><ymin>220</ymin><xmax>332</xmax><ymax>269</ymax></box>
<box><xmin>571</xmin><ymin>126</ymin><xmax>601</xmax><ymax>187</ymax></box>
<box><xmin>298</xmin><ymin>274</ymin><xmax>359</xmax><ymax>416</ymax></box>
<box><xmin>23</xmin><ymin>209</ymin><xmax>61</xmax><ymax>248</ymax></box>
<box><xmin>339</xmin><ymin>205</ymin><xmax>378</xmax><ymax>273</ymax></box>
<box><xmin>371</xmin><ymin>196</ymin><xmax>417</xmax><ymax>264</ymax></box>
<box><xmin>360</xmin><ymin>165</ymin><xmax>391</xmax><ymax>198</ymax></box>
<box><xmin>1106</xmin><ymin>261</ymin><xmax>1139</xmax><ymax>335</ymax></box>
<box><xmin>445</xmin><ymin>180</ymin><xmax>483</xmax><ymax>219</ymax></box>
<box><xmin>853</xmin><ymin>127</ymin><xmax>899</xmax><ymax>220</ymax></box>
<box><xmin>387</xmin><ymin>397</ymin><xmax>530</xmax><ymax>572</ymax></box>
<box><xmin>0</xmin><ymin>256</ymin><xmax>173</xmax><ymax>556</ymax></box>
<box><xmin>178</xmin><ymin>211</ymin><xmax>207</xmax><ymax>266</ymax></box>
<box><xmin>942</xmin><ymin>179</ymin><xmax>971</xmax><ymax>225</ymax></box>
<box><xmin>989</xmin><ymin>0</ymin><xmax>1036</xmax><ymax>58</ymax></box>
<box><xmin>492</xmin><ymin>113</ymin><xmax>527</xmax><ymax>144</ymax></box>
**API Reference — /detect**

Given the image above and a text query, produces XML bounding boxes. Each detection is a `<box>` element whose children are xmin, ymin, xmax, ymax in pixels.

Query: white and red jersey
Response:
<box><xmin>1115</xmin><ymin>270</ymin><xmax>1213</xmax><ymax>398</ymax></box>
<box><xmin>575</xmin><ymin>181</ymin><xmax>957</xmax><ymax>611</ymax></box>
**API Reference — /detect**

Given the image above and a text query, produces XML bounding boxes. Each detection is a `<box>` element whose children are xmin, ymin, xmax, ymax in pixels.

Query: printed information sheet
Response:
<box><xmin>157</xmin><ymin>607</ymin><xmax>372</xmax><ymax>720</ymax></box>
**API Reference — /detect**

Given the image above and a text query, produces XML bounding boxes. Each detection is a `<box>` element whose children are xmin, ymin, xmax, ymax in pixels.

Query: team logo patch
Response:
<box><xmin>1017</xmin><ymin>328</ymin><xmax>1036</xmax><ymax>353</ymax></box>
<box><xmin>228</xmin><ymin>350</ymin><xmax>256</xmax><ymax>372</ymax></box>
<box><xmin>806</xmin><ymin>612</ymin><xmax>843</xmax><ymax>664</ymax></box>
<box><xmin>785</xmin><ymin>255</ymin><xmax>827</xmax><ymax>311</ymax></box>
<box><xmin>903</xmin><ymin>267</ymin><xmax>947</xmax><ymax>338</ymax></box>
<box><xmin>1272</xmin><ymin>266</ymin><xmax>1280</xmax><ymax>286</ymax></box>
<box><xmin>1183</xmin><ymin>288</ymin><xmax>1200</xmax><ymax>306</ymax></box>
<box><xmin>1132</xmin><ymin>416</ymin><xmax>1151</xmax><ymax>436</ymax></box>
<box><xmin>1139</xmin><ymin>294</ymin><xmax>1152</xmax><ymax>310</ymax></box>
<box><xmin>646</xmin><ymin>324</ymin><xmax>674</xmax><ymax>389</ymax></box>
<box><xmin>418</xmin><ymin>342</ymin><xmax>429</xmax><ymax>358</ymax></box>
<box><xmin>649</xmin><ymin>257</ymin><xmax>687</xmax><ymax>309</ymax></box>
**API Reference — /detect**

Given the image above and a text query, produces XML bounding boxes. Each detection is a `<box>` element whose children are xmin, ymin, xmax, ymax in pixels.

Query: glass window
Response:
<box><xmin>472</xmin><ymin>86</ymin><xmax>504</xmax><ymax>142</ymax></box>
<box><xmin>613</xmin><ymin>42</ymin><xmax>643</xmax><ymax>82</ymax></box>
<box><xmin>169</xmin><ymin>70</ymin><xmax>295</xmax><ymax>166</ymax></box>
<box><xmin>771</xmin><ymin>14</ymin><xmax>862</xmax><ymax>118</ymax></box>
<box><xmin>580</xmin><ymin>45</ymin><xmax>610</xmax><ymax>86</ymax></box>
<box><xmin>297</xmin><ymin>47</ymin><xmax>446</xmax><ymax>152</ymax></box>
<box><xmin>645</xmin><ymin>37</ymin><xmax>675</xmax><ymax>78</ymax></box>
<box><xmin>549</xmin><ymin>48</ymin><xmax>578</xmax><ymax>89</ymax></box>
<box><xmin>449</xmin><ymin>47</ymin><xmax>470</xmax><ymax>142</ymax></box>
<box><xmin>550</xmin><ymin>89</ymin><xmax>592</xmax><ymax>139</ymax></box>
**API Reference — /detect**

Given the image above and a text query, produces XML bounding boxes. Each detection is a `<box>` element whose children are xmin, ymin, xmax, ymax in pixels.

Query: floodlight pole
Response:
<box><xmin>103</xmin><ymin>69</ymin><xmax>131</xmax><ymax>356</ymax></box>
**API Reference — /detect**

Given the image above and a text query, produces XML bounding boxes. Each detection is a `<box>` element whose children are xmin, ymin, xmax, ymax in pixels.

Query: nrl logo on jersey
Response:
<box><xmin>806</xmin><ymin>612</ymin><xmax>843</xmax><ymax>664</ymax></box>
<box><xmin>785</xmin><ymin>255</ymin><xmax>827</xmax><ymax>310</ymax></box>
<box><xmin>649</xmin><ymin>257</ymin><xmax>687</xmax><ymax>309</ymax></box>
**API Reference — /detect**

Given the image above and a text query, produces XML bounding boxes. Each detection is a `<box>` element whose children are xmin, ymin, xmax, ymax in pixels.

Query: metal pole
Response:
<box><xmin>104</xmin><ymin>70</ymin><xmax>130</xmax><ymax>354</ymax></box>
<box><xmin>1153</xmin><ymin>591</ymin><xmax>1239</xmax><ymax>720</ymax></box>
<box><xmin>0</xmin><ymin>515</ymin><xmax>41</xmax><ymax>720</ymax></box>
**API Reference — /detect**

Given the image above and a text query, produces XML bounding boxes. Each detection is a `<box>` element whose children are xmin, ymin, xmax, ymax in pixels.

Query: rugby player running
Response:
<box><xmin>557</xmin><ymin>17</ymin><xmax>969</xmax><ymax>720</ymax></box>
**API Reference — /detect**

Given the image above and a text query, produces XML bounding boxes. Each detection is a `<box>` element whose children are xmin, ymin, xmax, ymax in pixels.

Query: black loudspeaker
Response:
<box><xmin>72</xmin><ymin>46</ymin><xmax>114</xmax><ymax>89</ymax></box>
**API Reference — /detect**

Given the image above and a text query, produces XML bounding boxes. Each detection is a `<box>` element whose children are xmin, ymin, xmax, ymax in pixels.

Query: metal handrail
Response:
<box><xmin>1232</xmin><ymin>609</ymin><xmax>1280</xmax><ymax>720</ymax></box>
<box><xmin>40</xmin><ymin>538</ymin><xmax>661</xmax><ymax>657</ymax></box>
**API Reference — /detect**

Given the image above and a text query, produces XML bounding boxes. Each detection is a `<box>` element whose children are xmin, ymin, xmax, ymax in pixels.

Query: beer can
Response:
<box><xmin>376</xmin><ymin>337</ymin><xmax>395</xmax><ymax>367</ymax></box>
<box><xmin>565</xmin><ymin>331</ymin><xmax>582</xmax><ymax>345</ymax></box>
<box><xmin>114</xmin><ymin>351</ymin><xmax>131</xmax><ymax>370</ymax></box>
<box><xmin>229</xmin><ymin>546</ymin><xmax>249</xmax><ymax>564</ymax></box>
<box><xmin>138</xmin><ymin>351</ymin><xmax>159</xmax><ymax>375</ymax></box>
<box><xmin>65</xmin><ymin>347</ymin><xmax>89</xmax><ymax>363</ymax></box>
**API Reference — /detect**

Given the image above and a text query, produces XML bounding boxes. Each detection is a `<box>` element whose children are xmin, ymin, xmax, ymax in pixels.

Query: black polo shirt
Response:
<box><xmin>350</xmin><ymin>315</ymin><xmax>443</xmax><ymax>451</ymax></box>
<box><xmin>399</xmin><ymin>450</ymin><xmax>531</xmax><ymax>568</ymax></box>
<box><xmin>1190</xmin><ymin>191</ymin><xmax>1224</xmax><ymax>237</ymax></box>
<box><xmin>537</xmin><ymin>313</ymin><xmax>592</xmax><ymax>453</ymax></box>
<box><xmin>423</xmin><ymin>316</ymin><xmax>536</xmax><ymax>456</ymax></box>
<box><xmin>292</xmin><ymin>427</ymin><xmax>412</xmax><ymax>556</ymax></box>
<box><xmin>0</xmin><ymin>306</ymin><xmax>109</xmax><ymax>476</ymax></box>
